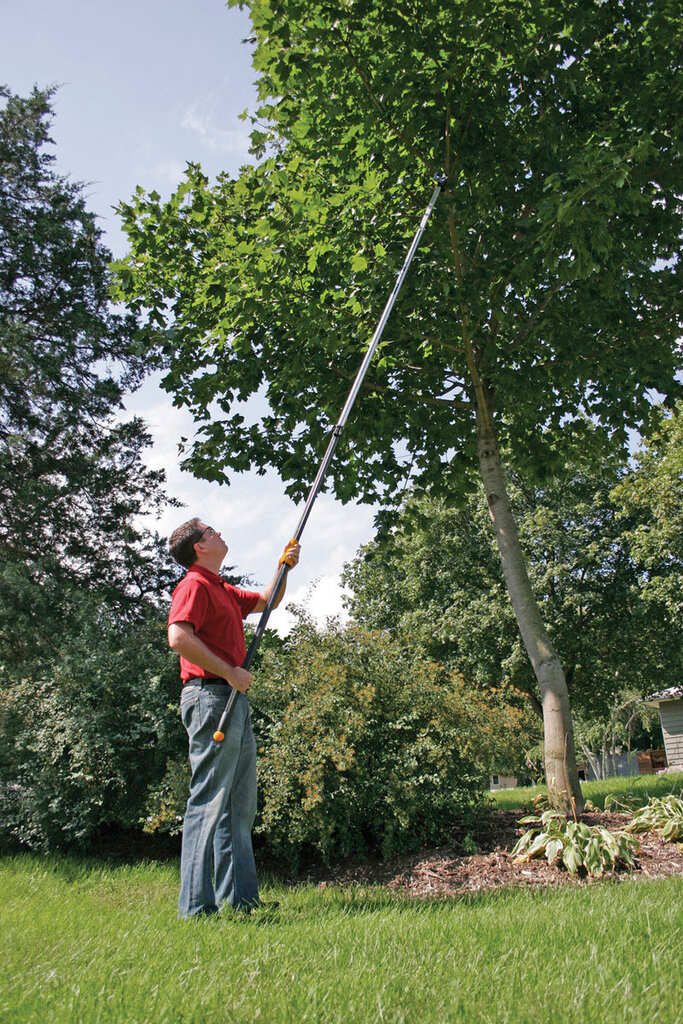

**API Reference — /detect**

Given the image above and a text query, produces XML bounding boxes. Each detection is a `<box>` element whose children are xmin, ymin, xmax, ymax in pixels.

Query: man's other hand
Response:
<box><xmin>227</xmin><ymin>665</ymin><xmax>253</xmax><ymax>693</ymax></box>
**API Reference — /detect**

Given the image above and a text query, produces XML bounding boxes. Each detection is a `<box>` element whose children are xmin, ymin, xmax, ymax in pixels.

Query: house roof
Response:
<box><xmin>642</xmin><ymin>685</ymin><xmax>683</xmax><ymax>707</ymax></box>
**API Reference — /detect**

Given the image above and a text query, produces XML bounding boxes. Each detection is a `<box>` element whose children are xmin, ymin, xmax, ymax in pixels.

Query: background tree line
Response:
<box><xmin>2</xmin><ymin>0</ymin><xmax>682</xmax><ymax>864</ymax></box>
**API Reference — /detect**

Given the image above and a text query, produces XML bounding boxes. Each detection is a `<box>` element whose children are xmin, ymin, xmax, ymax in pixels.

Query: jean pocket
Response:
<box><xmin>181</xmin><ymin>692</ymin><xmax>201</xmax><ymax>732</ymax></box>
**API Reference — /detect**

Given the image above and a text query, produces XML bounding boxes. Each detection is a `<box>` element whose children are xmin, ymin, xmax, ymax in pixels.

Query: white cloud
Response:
<box><xmin>269</xmin><ymin>574</ymin><xmax>352</xmax><ymax>637</ymax></box>
<box><xmin>181</xmin><ymin>103</ymin><xmax>252</xmax><ymax>159</ymax></box>
<box><xmin>151</xmin><ymin>159</ymin><xmax>188</xmax><ymax>186</ymax></box>
<box><xmin>121</xmin><ymin>378</ymin><xmax>378</xmax><ymax>633</ymax></box>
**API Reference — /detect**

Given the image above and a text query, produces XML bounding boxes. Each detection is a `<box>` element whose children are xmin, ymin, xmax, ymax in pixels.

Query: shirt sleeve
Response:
<box><xmin>168</xmin><ymin>578</ymin><xmax>210</xmax><ymax>632</ymax></box>
<box><xmin>227</xmin><ymin>584</ymin><xmax>261</xmax><ymax>619</ymax></box>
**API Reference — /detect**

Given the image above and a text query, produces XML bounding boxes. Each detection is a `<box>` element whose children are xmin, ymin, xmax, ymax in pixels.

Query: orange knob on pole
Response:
<box><xmin>213</xmin><ymin>686</ymin><xmax>238</xmax><ymax>743</ymax></box>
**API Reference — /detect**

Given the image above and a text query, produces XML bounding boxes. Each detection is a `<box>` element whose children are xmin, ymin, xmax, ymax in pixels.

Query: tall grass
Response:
<box><xmin>491</xmin><ymin>771</ymin><xmax>683</xmax><ymax>812</ymax></box>
<box><xmin>1</xmin><ymin>854</ymin><xmax>681</xmax><ymax>1024</ymax></box>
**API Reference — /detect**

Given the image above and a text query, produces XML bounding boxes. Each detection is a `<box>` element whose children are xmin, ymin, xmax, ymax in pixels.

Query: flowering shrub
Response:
<box><xmin>250</xmin><ymin>621</ymin><xmax>526</xmax><ymax>865</ymax></box>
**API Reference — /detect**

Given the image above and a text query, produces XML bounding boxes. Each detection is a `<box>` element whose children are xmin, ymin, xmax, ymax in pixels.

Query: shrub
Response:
<box><xmin>250</xmin><ymin>620</ymin><xmax>527</xmax><ymax>866</ymax></box>
<box><xmin>0</xmin><ymin>607</ymin><xmax>184</xmax><ymax>851</ymax></box>
<box><xmin>141</xmin><ymin>756</ymin><xmax>189</xmax><ymax>837</ymax></box>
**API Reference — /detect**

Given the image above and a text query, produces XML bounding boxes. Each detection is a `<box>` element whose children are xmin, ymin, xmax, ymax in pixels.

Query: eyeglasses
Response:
<box><xmin>196</xmin><ymin>526</ymin><xmax>216</xmax><ymax>542</ymax></box>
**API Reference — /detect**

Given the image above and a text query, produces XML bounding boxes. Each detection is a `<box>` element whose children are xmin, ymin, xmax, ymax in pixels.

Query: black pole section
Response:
<box><xmin>213</xmin><ymin>172</ymin><xmax>447</xmax><ymax>741</ymax></box>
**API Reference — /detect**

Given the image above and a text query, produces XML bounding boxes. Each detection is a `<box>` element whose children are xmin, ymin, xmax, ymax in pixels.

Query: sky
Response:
<box><xmin>2</xmin><ymin>0</ymin><xmax>378</xmax><ymax>632</ymax></box>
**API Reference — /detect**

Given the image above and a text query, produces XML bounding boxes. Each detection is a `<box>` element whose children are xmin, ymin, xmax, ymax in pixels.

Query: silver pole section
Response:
<box><xmin>337</xmin><ymin>177</ymin><xmax>446</xmax><ymax>429</ymax></box>
<box><xmin>213</xmin><ymin>173</ymin><xmax>447</xmax><ymax>742</ymax></box>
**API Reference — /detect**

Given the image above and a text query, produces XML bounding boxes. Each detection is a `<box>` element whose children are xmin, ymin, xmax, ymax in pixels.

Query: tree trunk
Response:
<box><xmin>580</xmin><ymin>743</ymin><xmax>601</xmax><ymax>782</ymax></box>
<box><xmin>476</xmin><ymin>410</ymin><xmax>584</xmax><ymax>813</ymax></box>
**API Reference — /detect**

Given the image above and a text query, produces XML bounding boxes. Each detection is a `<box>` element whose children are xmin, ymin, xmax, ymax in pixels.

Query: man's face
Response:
<box><xmin>194</xmin><ymin>523</ymin><xmax>228</xmax><ymax>562</ymax></box>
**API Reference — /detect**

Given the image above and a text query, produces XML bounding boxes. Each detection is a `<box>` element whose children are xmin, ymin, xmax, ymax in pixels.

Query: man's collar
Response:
<box><xmin>187</xmin><ymin>564</ymin><xmax>223</xmax><ymax>582</ymax></box>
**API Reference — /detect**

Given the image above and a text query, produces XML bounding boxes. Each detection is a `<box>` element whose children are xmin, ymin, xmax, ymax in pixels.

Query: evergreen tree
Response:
<box><xmin>0</xmin><ymin>86</ymin><xmax>175</xmax><ymax>675</ymax></box>
<box><xmin>0</xmin><ymin>87</ymin><xmax>185</xmax><ymax>848</ymax></box>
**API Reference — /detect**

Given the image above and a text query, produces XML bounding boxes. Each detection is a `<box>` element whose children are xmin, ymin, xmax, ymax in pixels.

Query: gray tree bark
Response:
<box><xmin>476</xmin><ymin>410</ymin><xmax>584</xmax><ymax>813</ymax></box>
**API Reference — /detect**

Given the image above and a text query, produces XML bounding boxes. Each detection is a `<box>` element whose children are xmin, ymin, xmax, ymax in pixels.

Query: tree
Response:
<box><xmin>114</xmin><ymin>0</ymin><xmax>682</xmax><ymax>810</ymax></box>
<box><xmin>343</xmin><ymin>458</ymin><xmax>682</xmax><ymax>723</ymax></box>
<box><xmin>0</xmin><ymin>86</ymin><xmax>176</xmax><ymax>675</ymax></box>
<box><xmin>572</xmin><ymin>694</ymin><xmax>663</xmax><ymax>782</ymax></box>
<box><xmin>344</xmin><ymin>486</ymin><xmax>527</xmax><ymax>702</ymax></box>
<box><xmin>613</xmin><ymin>402</ymin><xmax>683</xmax><ymax>622</ymax></box>
<box><xmin>0</xmin><ymin>86</ymin><xmax>186</xmax><ymax>848</ymax></box>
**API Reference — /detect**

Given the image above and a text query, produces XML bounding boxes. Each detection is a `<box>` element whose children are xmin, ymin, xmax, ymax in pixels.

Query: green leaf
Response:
<box><xmin>561</xmin><ymin>844</ymin><xmax>582</xmax><ymax>876</ymax></box>
<box><xmin>545</xmin><ymin>837</ymin><xmax>564</xmax><ymax>862</ymax></box>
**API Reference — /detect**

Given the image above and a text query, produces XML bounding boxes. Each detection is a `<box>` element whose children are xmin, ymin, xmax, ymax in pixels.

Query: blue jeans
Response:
<box><xmin>178</xmin><ymin>681</ymin><xmax>259</xmax><ymax>918</ymax></box>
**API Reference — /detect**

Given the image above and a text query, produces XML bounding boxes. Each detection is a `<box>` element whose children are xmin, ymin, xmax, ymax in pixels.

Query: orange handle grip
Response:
<box><xmin>279</xmin><ymin>538</ymin><xmax>298</xmax><ymax>566</ymax></box>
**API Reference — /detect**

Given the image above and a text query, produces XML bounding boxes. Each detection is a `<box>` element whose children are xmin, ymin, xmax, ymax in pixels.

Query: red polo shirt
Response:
<box><xmin>168</xmin><ymin>565</ymin><xmax>261</xmax><ymax>682</ymax></box>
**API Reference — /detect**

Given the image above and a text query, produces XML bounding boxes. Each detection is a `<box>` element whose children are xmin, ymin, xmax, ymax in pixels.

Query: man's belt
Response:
<box><xmin>184</xmin><ymin>676</ymin><xmax>228</xmax><ymax>685</ymax></box>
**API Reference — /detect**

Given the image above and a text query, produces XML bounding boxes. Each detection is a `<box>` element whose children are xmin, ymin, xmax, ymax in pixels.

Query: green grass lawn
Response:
<box><xmin>1</xmin><ymin>854</ymin><xmax>682</xmax><ymax>1024</ymax></box>
<box><xmin>490</xmin><ymin>771</ymin><xmax>683</xmax><ymax>812</ymax></box>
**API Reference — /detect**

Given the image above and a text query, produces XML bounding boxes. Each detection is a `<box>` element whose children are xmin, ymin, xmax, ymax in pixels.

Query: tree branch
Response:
<box><xmin>516</xmin><ymin>280</ymin><xmax>564</xmax><ymax>346</ymax></box>
<box><xmin>422</xmin><ymin>335</ymin><xmax>463</xmax><ymax>356</ymax></box>
<box><xmin>445</xmin><ymin>79</ymin><xmax>452</xmax><ymax>179</ymax></box>
<box><xmin>335</xmin><ymin>27</ymin><xmax>438</xmax><ymax>177</ymax></box>
<box><xmin>327</xmin><ymin>364</ymin><xmax>473</xmax><ymax>410</ymax></box>
<box><xmin>447</xmin><ymin>212</ymin><xmax>495</xmax><ymax>435</ymax></box>
<box><xmin>459</xmin><ymin>107</ymin><xmax>474</xmax><ymax>148</ymax></box>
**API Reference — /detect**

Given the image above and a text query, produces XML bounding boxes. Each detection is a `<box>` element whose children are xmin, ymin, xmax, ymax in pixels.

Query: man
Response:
<box><xmin>167</xmin><ymin>517</ymin><xmax>300</xmax><ymax>918</ymax></box>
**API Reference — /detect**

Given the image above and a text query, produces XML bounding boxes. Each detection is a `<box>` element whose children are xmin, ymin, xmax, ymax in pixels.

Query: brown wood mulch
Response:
<box><xmin>305</xmin><ymin>811</ymin><xmax>683</xmax><ymax>899</ymax></box>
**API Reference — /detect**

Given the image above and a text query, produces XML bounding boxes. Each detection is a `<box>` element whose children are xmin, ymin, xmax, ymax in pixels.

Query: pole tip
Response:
<box><xmin>213</xmin><ymin>730</ymin><xmax>225</xmax><ymax>742</ymax></box>
<box><xmin>433</xmin><ymin>171</ymin><xmax>447</xmax><ymax>187</ymax></box>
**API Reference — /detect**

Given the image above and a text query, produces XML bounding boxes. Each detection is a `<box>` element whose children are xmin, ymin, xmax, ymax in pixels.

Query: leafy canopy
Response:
<box><xmin>613</xmin><ymin>402</ymin><xmax>683</xmax><ymax>620</ymax></box>
<box><xmin>115</xmin><ymin>0</ymin><xmax>681</xmax><ymax>511</ymax></box>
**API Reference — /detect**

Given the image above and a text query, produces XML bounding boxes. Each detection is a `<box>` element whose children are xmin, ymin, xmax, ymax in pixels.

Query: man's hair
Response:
<box><xmin>169</xmin><ymin>517</ymin><xmax>204</xmax><ymax>569</ymax></box>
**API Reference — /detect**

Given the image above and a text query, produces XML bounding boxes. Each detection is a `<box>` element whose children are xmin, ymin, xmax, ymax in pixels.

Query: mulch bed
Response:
<box><xmin>302</xmin><ymin>811</ymin><xmax>683</xmax><ymax>899</ymax></box>
<box><xmin>89</xmin><ymin>810</ymin><xmax>683</xmax><ymax>900</ymax></box>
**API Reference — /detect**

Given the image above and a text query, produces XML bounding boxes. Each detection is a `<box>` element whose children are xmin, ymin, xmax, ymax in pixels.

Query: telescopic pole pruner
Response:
<box><xmin>213</xmin><ymin>172</ymin><xmax>447</xmax><ymax>742</ymax></box>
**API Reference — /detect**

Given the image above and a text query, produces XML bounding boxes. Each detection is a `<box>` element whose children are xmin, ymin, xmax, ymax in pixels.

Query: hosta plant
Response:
<box><xmin>625</xmin><ymin>795</ymin><xmax>683</xmax><ymax>841</ymax></box>
<box><xmin>511</xmin><ymin>811</ymin><xmax>640</xmax><ymax>878</ymax></box>
<box><xmin>604</xmin><ymin>792</ymin><xmax>643</xmax><ymax>813</ymax></box>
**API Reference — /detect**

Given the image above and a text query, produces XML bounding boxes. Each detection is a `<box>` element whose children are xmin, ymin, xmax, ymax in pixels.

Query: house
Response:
<box><xmin>642</xmin><ymin>686</ymin><xmax>683</xmax><ymax>769</ymax></box>
<box><xmin>489</xmin><ymin>774</ymin><xmax>519</xmax><ymax>791</ymax></box>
